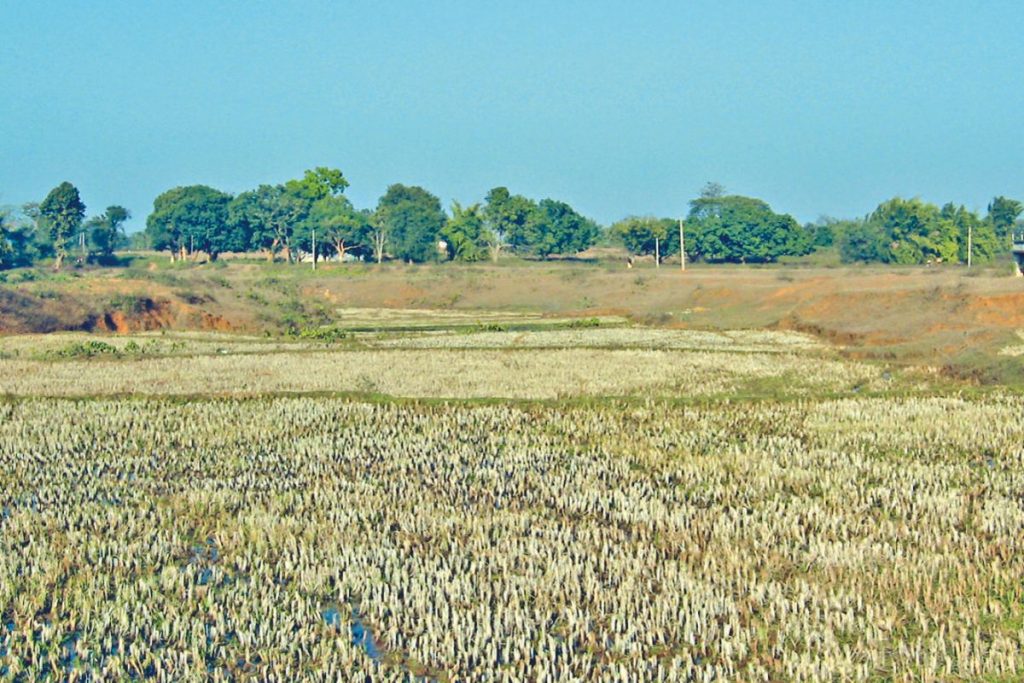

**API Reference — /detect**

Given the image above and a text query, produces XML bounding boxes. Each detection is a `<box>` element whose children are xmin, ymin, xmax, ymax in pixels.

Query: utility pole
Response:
<box><xmin>655</xmin><ymin>236</ymin><xmax>660</xmax><ymax>268</ymax></box>
<box><xmin>679</xmin><ymin>219</ymin><xmax>686</xmax><ymax>271</ymax></box>
<box><xmin>967</xmin><ymin>223</ymin><xmax>972</xmax><ymax>269</ymax></box>
<box><xmin>312</xmin><ymin>229</ymin><xmax>317</xmax><ymax>271</ymax></box>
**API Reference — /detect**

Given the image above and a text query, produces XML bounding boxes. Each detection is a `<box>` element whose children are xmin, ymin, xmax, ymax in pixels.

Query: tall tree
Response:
<box><xmin>146</xmin><ymin>186</ymin><xmax>234</xmax><ymax>261</ymax></box>
<box><xmin>483</xmin><ymin>187</ymin><xmax>546</xmax><ymax>259</ymax></box>
<box><xmin>441</xmin><ymin>202</ymin><xmax>489</xmax><ymax>261</ymax></box>
<box><xmin>230</xmin><ymin>185</ymin><xmax>303</xmax><ymax>262</ymax></box>
<box><xmin>700</xmin><ymin>181</ymin><xmax>726</xmax><ymax>199</ymax></box>
<box><xmin>287</xmin><ymin>168</ymin><xmax>354</xmax><ymax>262</ymax></box>
<box><xmin>86</xmin><ymin>205</ymin><xmax>130</xmax><ymax>258</ymax></box>
<box><xmin>20</xmin><ymin>202</ymin><xmax>48</xmax><ymax>256</ymax></box>
<box><xmin>0</xmin><ymin>209</ymin><xmax>14</xmax><ymax>269</ymax></box>
<box><xmin>482</xmin><ymin>187</ymin><xmax>512</xmax><ymax>262</ymax></box>
<box><xmin>375</xmin><ymin>184</ymin><xmax>446</xmax><ymax>263</ymax></box>
<box><xmin>612</xmin><ymin>216</ymin><xmax>675</xmax><ymax>261</ymax></box>
<box><xmin>942</xmin><ymin>203</ymin><xmax>999</xmax><ymax>265</ymax></box>
<box><xmin>987</xmin><ymin>196</ymin><xmax>1022</xmax><ymax>244</ymax></box>
<box><xmin>305</xmin><ymin>195</ymin><xmax>370</xmax><ymax>261</ymax></box>
<box><xmin>0</xmin><ymin>206</ymin><xmax>40</xmax><ymax>268</ymax></box>
<box><xmin>368</xmin><ymin>213</ymin><xmax>389</xmax><ymax>264</ymax></box>
<box><xmin>284</xmin><ymin>167</ymin><xmax>349</xmax><ymax>203</ymax></box>
<box><xmin>687</xmin><ymin>195</ymin><xmax>811</xmax><ymax>263</ymax></box>
<box><xmin>39</xmin><ymin>181</ymin><xmax>86</xmax><ymax>270</ymax></box>
<box><xmin>869</xmin><ymin>197</ymin><xmax>957</xmax><ymax>265</ymax></box>
<box><xmin>837</xmin><ymin>219</ymin><xmax>887</xmax><ymax>263</ymax></box>
<box><xmin>534</xmin><ymin>199</ymin><xmax>600</xmax><ymax>258</ymax></box>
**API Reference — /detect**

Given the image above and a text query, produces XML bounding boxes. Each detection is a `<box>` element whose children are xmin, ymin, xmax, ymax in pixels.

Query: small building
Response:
<box><xmin>1013</xmin><ymin>236</ymin><xmax>1024</xmax><ymax>276</ymax></box>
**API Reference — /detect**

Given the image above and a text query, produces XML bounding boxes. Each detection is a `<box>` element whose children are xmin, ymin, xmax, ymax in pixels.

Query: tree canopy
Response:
<box><xmin>612</xmin><ymin>217</ymin><xmax>677</xmax><ymax>260</ymax></box>
<box><xmin>86</xmin><ymin>205</ymin><xmax>131</xmax><ymax>258</ymax></box>
<box><xmin>5</xmin><ymin>171</ymin><xmax>1021</xmax><ymax>272</ymax></box>
<box><xmin>988</xmin><ymin>196</ymin><xmax>1023</xmax><ymax>244</ymax></box>
<box><xmin>228</xmin><ymin>185</ymin><xmax>303</xmax><ymax>261</ymax></box>
<box><xmin>39</xmin><ymin>181</ymin><xmax>86</xmax><ymax>269</ymax></box>
<box><xmin>687</xmin><ymin>195</ymin><xmax>811</xmax><ymax>263</ymax></box>
<box><xmin>836</xmin><ymin>197</ymin><xmax>1003</xmax><ymax>265</ymax></box>
<box><xmin>375</xmin><ymin>184</ymin><xmax>447</xmax><ymax>263</ymax></box>
<box><xmin>441</xmin><ymin>202</ymin><xmax>489</xmax><ymax>261</ymax></box>
<box><xmin>305</xmin><ymin>195</ymin><xmax>370</xmax><ymax>260</ymax></box>
<box><xmin>146</xmin><ymin>185</ymin><xmax>234</xmax><ymax>260</ymax></box>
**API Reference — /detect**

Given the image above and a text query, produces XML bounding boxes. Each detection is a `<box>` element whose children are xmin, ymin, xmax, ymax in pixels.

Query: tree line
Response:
<box><xmin>139</xmin><ymin>168</ymin><xmax>602</xmax><ymax>265</ymax></box>
<box><xmin>0</xmin><ymin>182</ymin><xmax>130</xmax><ymax>270</ymax></box>
<box><xmin>612</xmin><ymin>184</ymin><xmax>1024</xmax><ymax>266</ymax></box>
<box><xmin>2</xmin><ymin>173</ymin><xmax>1022</xmax><ymax>270</ymax></box>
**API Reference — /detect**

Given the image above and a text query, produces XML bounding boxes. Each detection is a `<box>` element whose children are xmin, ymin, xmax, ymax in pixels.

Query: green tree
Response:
<box><xmin>687</xmin><ymin>195</ymin><xmax>811</xmax><ymax>263</ymax></box>
<box><xmin>229</xmin><ymin>185</ymin><xmax>304</xmax><ymax>262</ymax></box>
<box><xmin>286</xmin><ymin>168</ymin><xmax>354</xmax><ymax>262</ymax></box>
<box><xmin>987</xmin><ymin>196</ymin><xmax>1022</xmax><ymax>245</ymax></box>
<box><xmin>482</xmin><ymin>187</ymin><xmax>512</xmax><ymax>262</ymax></box>
<box><xmin>942</xmin><ymin>203</ymin><xmax>999</xmax><ymax>265</ymax></box>
<box><xmin>20</xmin><ymin>202</ymin><xmax>49</xmax><ymax>257</ymax></box>
<box><xmin>128</xmin><ymin>231</ymin><xmax>150</xmax><ymax>251</ymax></box>
<box><xmin>837</xmin><ymin>220</ymin><xmax>887</xmax><ymax>263</ymax></box>
<box><xmin>806</xmin><ymin>216</ymin><xmax>846</xmax><ymax>248</ymax></box>
<box><xmin>305</xmin><ymin>195</ymin><xmax>370</xmax><ymax>261</ymax></box>
<box><xmin>441</xmin><ymin>202</ymin><xmax>489</xmax><ymax>261</ymax></box>
<box><xmin>700</xmin><ymin>181</ymin><xmax>726</xmax><ymax>199</ymax></box>
<box><xmin>145</xmin><ymin>186</ymin><xmax>234</xmax><ymax>261</ymax></box>
<box><xmin>0</xmin><ymin>222</ymin><xmax>10</xmax><ymax>269</ymax></box>
<box><xmin>0</xmin><ymin>209</ymin><xmax>15</xmax><ymax>268</ymax></box>
<box><xmin>86</xmin><ymin>205</ymin><xmax>130</xmax><ymax>258</ymax></box>
<box><xmin>283</xmin><ymin>167</ymin><xmax>349</xmax><ymax>203</ymax></box>
<box><xmin>868</xmin><ymin>197</ymin><xmax>957</xmax><ymax>265</ymax></box>
<box><xmin>483</xmin><ymin>187</ymin><xmax>546</xmax><ymax>259</ymax></box>
<box><xmin>612</xmin><ymin>216</ymin><xmax>675</xmax><ymax>261</ymax></box>
<box><xmin>0</xmin><ymin>206</ymin><xmax>39</xmax><ymax>268</ymax></box>
<box><xmin>39</xmin><ymin>181</ymin><xmax>86</xmax><ymax>270</ymax></box>
<box><xmin>375</xmin><ymin>184</ymin><xmax>446</xmax><ymax>263</ymax></box>
<box><xmin>535</xmin><ymin>199</ymin><xmax>600</xmax><ymax>258</ymax></box>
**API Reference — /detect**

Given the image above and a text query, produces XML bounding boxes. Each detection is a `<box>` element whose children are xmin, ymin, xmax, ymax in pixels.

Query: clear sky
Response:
<box><xmin>2</xmin><ymin>1</ymin><xmax>1023</xmax><ymax>231</ymax></box>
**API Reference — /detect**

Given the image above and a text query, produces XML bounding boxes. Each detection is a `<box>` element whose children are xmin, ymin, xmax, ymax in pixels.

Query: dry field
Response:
<box><xmin>1</xmin><ymin>285</ymin><xmax>1023</xmax><ymax>680</ymax></box>
<box><xmin>1</xmin><ymin>395</ymin><xmax>1021</xmax><ymax>681</ymax></box>
<box><xmin>0</xmin><ymin>326</ymin><xmax>890</xmax><ymax>400</ymax></box>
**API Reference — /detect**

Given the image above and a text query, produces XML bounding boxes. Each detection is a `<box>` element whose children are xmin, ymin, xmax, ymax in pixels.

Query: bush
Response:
<box><xmin>51</xmin><ymin>341</ymin><xmax>120</xmax><ymax>358</ymax></box>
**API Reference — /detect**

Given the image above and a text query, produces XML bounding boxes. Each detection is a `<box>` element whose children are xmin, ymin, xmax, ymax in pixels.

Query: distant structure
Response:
<box><xmin>1013</xmin><ymin>234</ymin><xmax>1024</xmax><ymax>276</ymax></box>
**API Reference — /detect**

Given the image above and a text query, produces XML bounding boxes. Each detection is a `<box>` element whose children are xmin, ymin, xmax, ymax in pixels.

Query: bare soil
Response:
<box><xmin>3</xmin><ymin>258</ymin><xmax>1022</xmax><ymax>381</ymax></box>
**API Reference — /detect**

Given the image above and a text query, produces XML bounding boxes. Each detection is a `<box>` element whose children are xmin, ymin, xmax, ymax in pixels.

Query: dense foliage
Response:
<box><xmin>0</xmin><ymin>182</ymin><xmax>132</xmax><ymax>271</ymax></box>
<box><xmin>3</xmin><ymin>177</ymin><xmax>1022</xmax><ymax>269</ymax></box>
<box><xmin>375</xmin><ymin>184</ymin><xmax>447</xmax><ymax>263</ymax></box>
<box><xmin>146</xmin><ymin>185</ymin><xmax>234</xmax><ymax>260</ymax></box>
<box><xmin>837</xmin><ymin>197</ymin><xmax>1005</xmax><ymax>265</ymax></box>
<box><xmin>38</xmin><ymin>181</ymin><xmax>86</xmax><ymax>269</ymax></box>
<box><xmin>687</xmin><ymin>195</ymin><xmax>812</xmax><ymax>263</ymax></box>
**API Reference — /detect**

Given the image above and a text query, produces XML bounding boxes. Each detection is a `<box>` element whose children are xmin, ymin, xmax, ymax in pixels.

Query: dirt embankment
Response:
<box><xmin>87</xmin><ymin>297</ymin><xmax>233</xmax><ymax>333</ymax></box>
<box><xmin>4</xmin><ymin>263</ymin><xmax>1024</xmax><ymax>370</ymax></box>
<box><xmin>0</xmin><ymin>288</ymin><xmax>95</xmax><ymax>334</ymax></box>
<box><xmin>0</xmin><ymin>289</ymin><xmax>232</xmax><ymax>335</ymax></box>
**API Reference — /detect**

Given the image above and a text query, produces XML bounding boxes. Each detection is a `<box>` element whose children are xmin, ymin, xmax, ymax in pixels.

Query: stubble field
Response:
<box><xmin>0</xmin><ymin>311</ymin><xmax>1022</xmax><ymax>681</ymax></box>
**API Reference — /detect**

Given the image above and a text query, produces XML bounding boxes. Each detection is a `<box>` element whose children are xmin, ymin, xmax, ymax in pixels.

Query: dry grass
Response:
<box><xmin>0</xmin><ymin>345</ymin><xmax>881</xmax><ymax>399</ymax></box>
<box><xmin>0</xmin><ymin>396</ymin><xmax>1021</xmax><ymax>680</ymax></box>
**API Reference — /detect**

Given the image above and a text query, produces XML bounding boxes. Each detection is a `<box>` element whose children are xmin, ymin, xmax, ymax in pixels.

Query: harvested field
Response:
<box><xmin>1</xmin><ymin>396</ymin><xmax>1021</xmax><ymax>680</ymax></box>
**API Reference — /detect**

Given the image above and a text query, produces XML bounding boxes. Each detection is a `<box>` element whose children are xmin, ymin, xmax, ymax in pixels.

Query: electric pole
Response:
<box><xmin>967</xmin><ymin>223</ymin><xmax>972</xmax><ymax>269</ymax></box>
<box><xmin>679</xmin><ymin>219</ymin><xmax>686</xmax><ymax>271</ymax></box>
<box><xmin>312</xmin><ymin>229</ymin><xmax>317</xmax><ymax>271</ymax></box>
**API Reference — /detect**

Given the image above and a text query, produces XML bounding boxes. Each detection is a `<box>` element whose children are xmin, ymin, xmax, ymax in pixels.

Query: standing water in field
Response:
<box><xmin>322</xmin><ymin>604</ymin><xmax>383</xmax><ymax>662</ymax></box>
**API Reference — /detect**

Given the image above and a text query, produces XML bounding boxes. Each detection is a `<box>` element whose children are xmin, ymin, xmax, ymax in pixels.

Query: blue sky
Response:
<box><xmin>2</xmin><ymin>1</ymin><xmax>1023</xmax><ymax>231</ymax></box>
